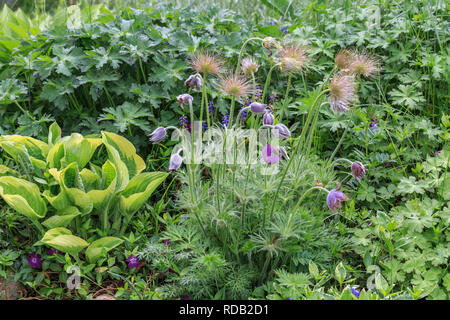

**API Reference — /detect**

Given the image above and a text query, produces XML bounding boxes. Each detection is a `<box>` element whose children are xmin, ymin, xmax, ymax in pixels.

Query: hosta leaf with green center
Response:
<box><xmin>87</xmin><ymin>160</ymin><xmax>117</xmax><ymax>210</ymax></box>
<box><xmin>85</xmin><ymin>237</ymin><xmax>123</xmax><ymax>263</ymax></box>
<box><xmin>101</xmin><ymin>131</ymin><xmax>146</xmax><ymax>191</ymax></box>
<box><xmin>119</xmin><ymin>172</ymin><xmax>168</xmax><ymax>216</ymax></box>
<box><xmin>98</xmin><ymin>102</ymin><xmax>152</xmax><ymax>133</ymax></box>
<box><xmin>42</xmin><ymin>208</ymin><xmax>81</xmax><ymax>229</ymax></box>
<box><xmin>0</xmin><ymin>135</ymin><xmax>49</xmax><ymax>161</ymax></box>
<box><xmin>0</xmin><ymin>176</ymin><xmax>46</xmax><ymax>220</ymax></box>
<box><xmin>389</xmin><ymin>85</ymin><xmax>425</xmax><ymax>111</ymax></box>
<box><xmin>40</xmin><ymin>227</ymin><xmax>89</xmax><ymax>256</ymax></box>
<box><xmin>48</xmin><ymin>122</ymin><xmax>62</xmax><ymax>148</ymax></box>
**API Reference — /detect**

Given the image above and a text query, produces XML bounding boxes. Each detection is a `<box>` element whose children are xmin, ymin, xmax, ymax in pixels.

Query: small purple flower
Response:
<box><xmin>177</xmin><ymin>94</ymin><xmax>193</xmax><ymax>109</ymax></box>
<box><xmin>278</xmin><ymin>146</ymin><xmax>289</xmax><ymax>160</ymax></box>
<box><xmin>287</xmin><ymin>297</ymin><xmax>292</xmax><ymax>300</ymax></box>
<box><xmin>168</xmin><ymin>268</ymin><xmax>179</xmax><ymax>275</ymax></box>
<box><xmin>33</xmin><ymin>72</ymin><xmax>39</xmax><ymax>80</ymax></box>
<box><xmin>250</xmin><ymin>102</ymin><xmax>267</xmax><ymax>114</ymax></box>
<box><xmin>262</xmin><ymin>143</ymin><xmax>282</xmax><ymax>165</ymax></box>
<box><xmin>268</xmin><ymin>20</ymin><xmax>276</xmax><ymax>26</ymax></box>
<box><xmin>370</xmin><ymin>117</ymin><xmax>378</xmax><ymax>132</ymax></box>
<box><xmin>263</xmin><ymin>112</ymin><xmax>275</xmax><ymax>125</ymax></box>
<box><xmin>148</xmin><ymin>126</ymin><xmax>167</xmax><ymax>144</ymax></box>
<box><xmin>280</xmin><ymin>26</ymin><xmax>288</xmax><ymax>35</ymax></box>
<box><xmin>221</xmin><ymin>115</ymin><xmax>230</xmax><ymax>128</ymax></box>
<box><xmin>184</xmin><ymin>74</ymin><xmax>202</xmax><ymax>92</ymax></box>
<box><xmin>351</xmin><ymin>161</ymin><xmax>366</xmax><ymax>182</ymax></box>
<box><xmin>168</xmin><ymin>152</ymin><xmax>183</xmax><ymax>172</ymax></box>
<box><xmin>126</xmin><ymin>254</ymin><xmax>141</xmax><ymax>269</ymax></box>
<box><xmin>164</xmin><ymin>239</ymin><xmax>170</xmax><ymax>246</ymax></box>
<box><xmin>179</xmin><ymin>115</ymin><xmax>188</xmax><ymax>128</ymax></box>
<box><xmin>434</xmin><ymin>150</ymin><xmax>441</xmax><ymax>156</ymax></box>
<box><xmin>269</xmin><ymin>95</ymin><xmax>278</xmax><ymax>104</ymax></box>
<box><xmin>273</xmin><ymin>123</ymin><xmax>291</xmax><ymax>139</ymax></box>
<box><xmin>326</xmin><ymin>183</ymin><xmax>349</xmax><ymax>213</ymax></box>
<box><xmin>239</xmin><ymin>107</ymin><xmax>248</xmax><ymax>119</ymax></box>
<box><xmin>180</xmin><ymin>296</ymin><xmax>191</xmax><ymax>300</ymax></box>
<box><xmin>27</xmin><ymin>253</ymin><xmax>42</xmax><ymax>269</ymax></box>
<box><xmin>351</xmin><ymin>288</ymin><xmax>361</xmax><ymax>298</ymax></box>
<box><xmin>202</xmin><ymin>122</ymin><xmax>208</xmax><ymax>131</ymax></box>
<box><xmin>48</xmin><ymin>248</ymin><xmax>62</xmax><ymax>256</ymax></box>
<box><xmin>208</xmin><ymin>101</ymin><xmax>214</xmax><ymax>114</ymax></box>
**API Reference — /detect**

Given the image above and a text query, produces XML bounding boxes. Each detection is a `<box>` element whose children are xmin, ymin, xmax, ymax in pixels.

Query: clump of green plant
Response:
<box><xmin>0</xmin><ymin>122</ymin><xmax>167</xmax><ymax>264</ymax></box>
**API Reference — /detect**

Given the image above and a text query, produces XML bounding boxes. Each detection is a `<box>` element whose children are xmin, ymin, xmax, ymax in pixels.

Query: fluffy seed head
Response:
<box><xmin>241</xmin><ymin>57</ymin><xmax>259</xmax><ymax>75</ymax></box>
<box><xmin>279</xmin><ymin>44</ymin><xmax>308</xmax><ymax>73</ymax></box>
<box><xmin>328</xmin><ymin>73</ymin><xmax>356</xmax><ymax>113</ymax></box>
<box><xmin>349</xmin><ymin>52</ymin><xmax>380</xmax><ymax>78</ymax></box>
<box><xmin>217</xmin><ymin>73</ymin><xmax>252</xmax><ymax>98</ymax></box>
<box><xmin>189</xmin><ymin>51</ymin><xmax>224</xmax><ymax>75</ymax></box>
<box><xmin>262</xmin><ymin>37</ymin><xmax>281</xmax><ymax>50</ymax></box>
<box><xmin>334</xmin><ymin>48</ymin><xmax>354</xmax><ymax>70</ymax></box>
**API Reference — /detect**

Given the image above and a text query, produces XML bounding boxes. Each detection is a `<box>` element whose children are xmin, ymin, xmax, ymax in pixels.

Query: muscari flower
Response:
<box><xmin>280</xmin><ymin>26</ymin><xmax>288</xmax><ymax>35</ymax></box>
<box><xmin>351</xmin><ymin>288</ymin><xmax>361</xmax><ymax>298</ymax></box>
<box><xmin>250</xmin><ymin>102</ymin><xmax>267</xmax><ymax>114</ymax></box>
<box><xmin>27</xmin><ymin>253</ymin><xmax>42</xmax><ymax>269</ymax></box>
<box><xmin>273</xmin><ymin>123</ymin><xmax>291</xmax><ymax>139</ymax></box>
<box><xmin>241</xmin><ymin>57</ymin><xmax>259</xmax><ymax>75</ymax></box>
<box><xmin>217</xmin><ymin>73</ymin><xmax>252</xmax><ymax>99</ymax></box>
<box><xmin>179</xmin><ymin>115</ymin><xmax>188</xmax><ymax>128</ymax></box>
<box><xmin>184</xmin><ymin>74</ymin><xmax>202</xmax><ymax>92</ymax></box>
<box><xmin>326</xmin><ymin>182</ymin><xmax>349</xmax><ymax>213</ymax></box>
<box><xmin>189</xmin><ymin>51</ymin><xmax>224</xmax><ymax>75</ymax></box>
<box><xmin>351</xmin><ymin>161</ymin><xmax>366</xmax><ymax>182</ymax></box>
<box><xmin>328</xmin><ymin>73</ymin><xmax>356</xmax><ymax>113</ymax></box>
<box><xmin>370</xmin><ymin>117</ymin><xmax>378</xmax><ymax>132</ymax></box>
<box><xmin>221</xmin><ymin>115</ymin><xmax>230</xmax><ymax>128</ymax></box>
<box><xmin>268</xmin><ymin>20</ymin><xmax>276</xmax><ymax>26</ymax></box>
<box><xmin>262</xmin><ymin>143</ymin><xmax>282</xmax><ymax>165</ymax></box>
<box><xmin>263</xmin><ymin>112</ymin><xmax>275</xmax><ymax>125</ymax></box>
<box><xmin>126</xmin><ymin>254</ymin><xmax>141</xmax><ymax>269</ymax></box>
<box><xmin>239</xmin><ymin>106</ymin><xmax>248</xmax><ymax>119</ymax></box>
<box><xmin>148</xmin><ymin>126</ymin><xmax>167</xmax><ymax>144</ymax></box>
<box><xmin>177</xmin><ymin>94</ymin><xmax>193</xmax><ymax>109</ymax></box>
<box><xmin>208</xmin><ymin>101</ymin><xmax>214</xmax><ymax>113</ymax></box>
<box><xmin>168</xmin><ymin>151</ymin><xmax>183</xmax><ymax>172</ymax></box>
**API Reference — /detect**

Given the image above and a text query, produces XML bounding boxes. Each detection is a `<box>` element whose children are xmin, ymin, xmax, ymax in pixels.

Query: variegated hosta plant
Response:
<box><xmin>0</xmin><ymin>122</ymin><xmax>168</xmax><ymax>263</ymax></box>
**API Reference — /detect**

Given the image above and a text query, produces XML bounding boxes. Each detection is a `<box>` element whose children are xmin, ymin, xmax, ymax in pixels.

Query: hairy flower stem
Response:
<box><xmin>235</xmin><ymin>37</ymin><xmax>263</xmax><ymax>75</ymax></box>
<box><xmin>13</xmin><ymin>101</ymin><xmax>34</xmax><ymax>120</ymax></box>
<box><xmin>279</xmin><ymin>73</ymin><xmax>292</xmax><ymax>123</ymax></box>
<box><xmin>262</xmin><ymin>63</ymin><xmax>280</xmax><ymax>102</ymax></box>
<box><xmin>228</xmin><ymin>97</ymin><xmax>236</xmax><ymax>128</ymax></box>
<box><xmin>292</xmin><ymin>186</ymin><xmax>329</xmax><ymax>213</ymax></box>
<box><xmin>326</xmin><ymin>109</ymin><xmax>354</xmax><ymax>167</ymax></box>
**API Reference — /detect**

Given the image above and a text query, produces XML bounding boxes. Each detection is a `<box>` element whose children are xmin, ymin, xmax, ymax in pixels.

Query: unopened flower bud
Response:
<box><xmin>273</xmin><ymin>123</ymin><xmax>291</xmax><ymax>139</ymax></box>
<box><xmin>148</xmin><ymin>126</ymin><xmax>166</xmax><ymax>144</ymax></box>
<box><xmin>351</xmin><ymin>161</ymin><xmax>366</xmax><ymax>182</ymax></box>
<box><xmin>184</xmin><ymin>74</ymin><xmax>202</xmax><ymax>92</ymax></box>
<box><xmin>168</xmin><ymin>152</ymin><xmax>183</xmax><ymax>172</ymax></box>
<box><xmin>177</xmin><ymin>94</ymin><xmax>193</xmax><ymax>109</ymax></box>
<box><xmin>249</xmin><ymin>102</ymin><xmax>267</xmax><ymax>114</ymax></box>
<box><xmin>263</xmin><ymin>112</ymin><xmax>275</xmax><ymax>125</ymax></box>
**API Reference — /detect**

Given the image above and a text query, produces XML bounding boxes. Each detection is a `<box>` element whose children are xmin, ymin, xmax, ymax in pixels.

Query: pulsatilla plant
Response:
<box><xmin>145</xmin><ymin>37</ymin><xmax>380</xmax><ymax>296</ymax></box>
<box><xmin>0</xmin><ymin>122</ymin><xmax>167</xmax><ymax>263</ymax></box>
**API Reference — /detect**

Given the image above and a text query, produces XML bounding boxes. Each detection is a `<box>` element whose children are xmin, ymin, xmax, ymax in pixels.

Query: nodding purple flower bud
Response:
<box><xmin>262</xmin><ymin>143</ymin><xmax>282</xmax><ymax>165</ymax></box>
<box><xmin>351</xmin><ymin>161</ymin><xmax>366</xmax><ymax>182</ymax></box>
<box><xmin>326</xmin><ymin>183</ymin><xmax>349</xmax><ymax>213</ymax></box>
<box><xmin>278</xmin><ymin>146</ymin><xmax>289</xmax><ymax>160</ymax></box>
<box><xmin>148</xmin><ymin>126</ymin><xmax>167</xmax><ymax>144</ymax></box>
<box><xmin>27</xmin><ymin>253</ymin><xmax>42</xmax><ymax>269</ymax></box>
<box><xmin>434</xmin><ymin>150</ymin><xmax>441</xmax><ymax>156</ymax></box>
<box><xmin>250</xmin><ymin>102</ymin><xmax>267</xmax><ymax>114</ymax></box>
<box><xmin>177</xmin><ymin>94</ymin><xmax>193</xmax><ymax>109</ymax></box>
<box><xmin>126</xmin><ymin>254</ymin><xmax>141</xmax><ymax>269</ymax></box>
<box><xmin>48</xmin><ymin>247</ymin><xmax>62</xmax><ymax>256</ymax></box>
<box><xmin>273</xmin><ymin>123</ymin><xmax>291</xmax><ymax>139</ymax></box>
<box><xmin>168</xmin><ymin>152</ymin><xmax>183</xmax><ymax>172</ymax></box>
<box><xmin>351</xmin><ymin>288</ymin><xmax>361</xmax><ymax>298</ymax></box>
<box><xmin>184</xmin><ymin>74</ymin><xmax>202</xmax><ymax>92</ymax></box>
<box><xmin>263</xmin><ymin>112</ymin><xmax>275</xmax><ymax>125</ymax></box>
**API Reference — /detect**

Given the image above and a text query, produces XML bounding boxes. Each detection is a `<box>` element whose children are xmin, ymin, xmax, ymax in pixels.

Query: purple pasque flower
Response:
<box><xmin>27</xmin><ymin>253</ymin><xmax>42</xmax><ymax>269</ymax></box>
<box><xmin>434</xmin><ymin>150</ymin><xmax>441</xmax><ymax>156</ymax></box>
<box><xmin>126</xmin><ymin>254</ymin><xmax>141</xmax><ymax>269</ymax></box>
<box><xmin>168</xmin><ymin>151</ymin><xmax>183</xmax><ymax>172</ymax></box>
<box><xmin>263</xmin><ymin>112</ymin><xmax>275</xmax><ymax>125</ymax></box>
<box><xmin>351</xmin><ymin>161</ymin><xmax>366</xmax><ymax>182</ymax></box>
<box><xmin>177</xmin><ymin>94</ymin><xmax>193</xmax><ymax>109</ymax></box>
<box><xmin>326</xmin><ymin>182</ymin><xmax>349</xmax><ymax>213</ymax></box>
<box><xmin>184</xmin><ymin>74</ymin><xmax>202</xmax><ymax>92</ymax></box>
<box><xmin>278</xmin><ymin>146</ymin><xmax>289</xmax><ymax>160</ymax></box>
<box><xmin>48</xmin><ymin>247</ymin><xmax>62</xmax><ymax>256</ymax></box>
<box><xmin>148</xmin><ymin>126</ymin><xmax>167</xmax><ymax>144</ymax></box>
<box><xmin>273</xmin><ymin>123</ymin><xmax>291</xmax><ymax>139</ymax></box>
<box><xmin>262</xmin><ymin>143</ymin><xmax>282</xmax><ymax>165</ymax></box>
<box><xmin>351</xmin><ymin>288</ymin><xmax>361</xmax><ymax>298</ymax></box>
<box><xmin>164</xmin><ymin>239</ymin><xmax>170</xmax><ymax>246</ymax></box>
<box><xmin>249</xmin><ymin>102</ymin><xmax>267</xmax><ymax>114</ymax></box>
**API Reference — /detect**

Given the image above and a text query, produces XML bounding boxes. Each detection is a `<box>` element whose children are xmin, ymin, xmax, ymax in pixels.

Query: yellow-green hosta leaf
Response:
<box><xmin>43</xmin><ymin>189</ymin><xmax>71</xmax><ymax>211</ymax></box>
<box><xmin>60</xmin><ymin>133</ymin><xmax>102</xmax><ymax>170</ymax></box>
<box><xmin>0</xmin><ymin>165</ymin><xmax>19</xmax><ymax>177</ymax></box>
<box><xmin>119</xmin><ymin>172</ymin><xmax>168</xmax><ymax>216</ymax></box>
<box><xmin>0</xmin><ymin>176</ymin><xmax>46</xmax><ymax>220</ymax></box>
<box><xmin>48</xmin><ymin>122</ymin><xmax>62</xmax><ymax>148</ymax></box>
<box><xmin>42</xmin><ymin>211</ymin><xmax>81</xmax><ymax>229</ymax></box>
<box><xmin>101</xmin><ymin>131</ymin><xmax>146</xmax><ymax>191</ymax></box>
<box><xmin>85</xmin><ymin>237</ymin><xmax>123</xmax><ymax>263</ymax></box>
<box><xmin>80</xmin><ymin>168</ymin><xmax>100</xmax><ymax>191</ymax></box>
<box><xmin>41</xmin><ymin>228</ymin><xmax>89</xmax><ymax>255</ymax></box>
<box><xmin>0</xmin><ymin>135</ymin><xmax>48</xmax><ymax>160</ymax></box>
<box><xmin>87</xmin><ymin>160</ymin><xmax>117</xmax><ymax>210</ymax></box>
<box><xmin>47</xmin><ymin>143</ymin><xmax>65</xmax><ymax>169</ymax></box>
